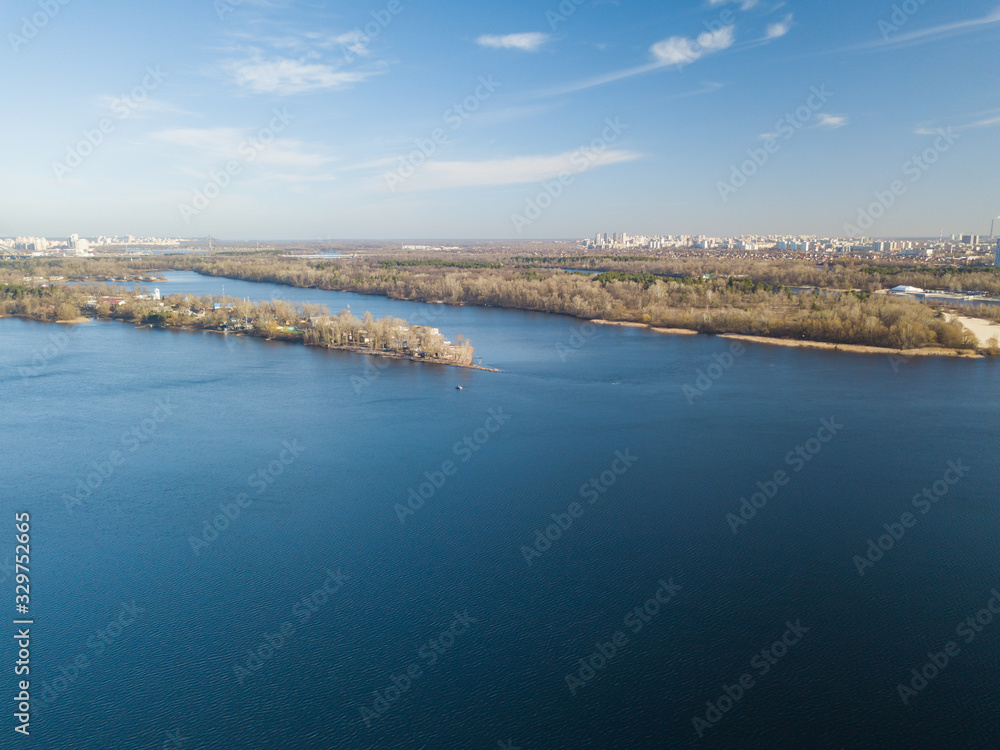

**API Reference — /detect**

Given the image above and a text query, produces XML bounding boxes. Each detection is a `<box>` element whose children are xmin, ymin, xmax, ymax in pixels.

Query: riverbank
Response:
<box><xmin>718</xmin><ymin>334</ymin><xmax>983</xmax><ymax>358</ymax></box>
<box><xmin>591</xmin><ymin>317</ymin><xmax>983</xmax><ymax>357</ymax></box>
<box><xmin>37</xmin><ymin>266</ymin><xmax>986</xmax><ymax>359</ymax></box>
<box><xmin>2</xmin><ymin>309</ymin><xmax>496</xmax><ymax>372</ymax></box>
<box><xmin>179</xmin><ymin>266</ymin><xmax>981</xmax><ymax>356</ymax></box>
<box><xmin>192</xmin><ymin>327</ymin><xmax>501</xmax><ymax>370</ymax></box>
<box><xmin>591</xmin><ymin>319</ymin><xmax>699</xmax><ymax>335</ymax></box>
<box><xmin>145</xmin><ymin>322</ymin><xmax>499</xmax><ymax>371</ymax></box>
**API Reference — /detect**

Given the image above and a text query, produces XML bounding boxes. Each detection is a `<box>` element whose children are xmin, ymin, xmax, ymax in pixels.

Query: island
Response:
<box><xmin>5</xmin><ymin>245</ymin><xmax>1000</xmax><ymax>359</ymax></box>
<box><xmin>0</xmin><ymin>281</ymin><xmax>498</xmax><ymax>371</ymax></box>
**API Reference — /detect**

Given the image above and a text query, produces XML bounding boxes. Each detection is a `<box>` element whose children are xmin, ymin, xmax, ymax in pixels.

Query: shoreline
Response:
<box><xmin>717</xmin><ymin>334</ymin><xmax>983</xmax><ymax>358</ymax></box>
<box><xmin>1</xmin><ymin>313</ymin><xmax>500</xmax><ymax>372</ymax></box>
<box><xmin>47</xmin><ymin>274</ymin><xmax>991</xmax><ymax>361</ymax></box>
<box><xmin>592</xmin><ymin>317</ymin><xmax>984</xmax><ymax>358</ymax></box>
<box><xmin>160</xmin><ymin>325</ymin><xmax>502</xmax><ymax>371</ymax></box>
<box><xmin>591</xmin><ymin>319</ymin><xmax>699</xmax><ymax>335</ymax></box>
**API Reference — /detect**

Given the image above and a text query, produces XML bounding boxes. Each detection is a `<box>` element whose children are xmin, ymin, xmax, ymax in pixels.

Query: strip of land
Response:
<box><xmin>718</xmin><ymin>334</ymin><xmax>983</xmax><ymax>358</ymax></box>
<box><xmin>6</xmin><ymin>252</ymin><xmax>1000</xmax><ymax>359</ymax></box>
<box><xmin>0</xmin><ymin>281</ymin><xmax>494</xmax><ymax>371</ymax></box>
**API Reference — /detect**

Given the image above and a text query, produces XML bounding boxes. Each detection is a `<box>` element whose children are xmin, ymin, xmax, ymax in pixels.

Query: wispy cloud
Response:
<box><xmin>709</xmin><ymin>0</ymin><xmax>758</xmax><ymax>9</ymax></box>
<box><xmin>226</xmin><ymin>57</ymin><xmax>375</xmax><ymax>95</ymax></box>
<box><xmin>915</xmin><ymin>109</ymin><xmax>1000</xmax><ymax>134</ymax></box>
<box><xmin>861</xmin><ymin>6</ymin><xmax>1000</xmax><ymax>50</ymax></box>
<box><xmin>477</xmin><ymin>32</ymin><xmax>551</xmax><ymax>52</ymax></box>
<box><xmin>151</xmin><ymin>127</ymin><xmax>335</xmax><ymax>169</ymax></box>
<box><xmin>766</xmin><ymin>14</ymin><xmax>794</xmax><ymax>39</ymax></box>
<box><xmin>387</xmin><ymin>149</ymin><xmax>641</xmax><ymax>191</ymax></box>
<box><xmin>816</xmin><ymin>113</ymin><xmax>848</xmax><ymax>130</ymax></box>
<box><xmin>538</xmin><ymin>8</ymin><xmax>799</xmax><ymax>98</ymax></box>
<box><xmin>95</xmin><ymin>96</ymin><xmax>197</xmax><ymax>119</ymax></box>
<box><xmin>758</xmin><ymin>113</ymin><xmax>847</xmax><ymax>140</ymax></box>
<box><xmin>651</xmin><ymin>26</ymin><xmax>735</xmax><ymax>65</ymax></box>
<box><xmin>536</xmin><ymin>26</ymin><xmax>734</xmax><ymax>97</ymax></box>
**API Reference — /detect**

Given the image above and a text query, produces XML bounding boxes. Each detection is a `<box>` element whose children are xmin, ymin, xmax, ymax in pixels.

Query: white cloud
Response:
<box><xmin>709</xmin><ymin>0</ymin><xmax>758</xmax><ymax>9</ymax></box>
<box><xmin>94</xmin><ymin>96</ymin><xmax>197</xmax><ymax>119</ymax></box>
<box><xmin>766</xmin><ymin>14</ymin><xmax>794</xmax><ymax>39</ymax></box>
<box><xmin>151</xmin><ymin>127</ymin><xmax>335</xmax><ymax>169</ymax></box>
<box><xmin>915</xmin><ymin>109</ymin><xmax>1000</xmax><ymax>134</ymax></box>
<box><xmin>651</xmin><ymin>25</ymin><xmax>735</xmax><ymax>65</ymax></box>
<box><xmin>816</xmin><ymin>114</ymin><xmax>848</xmax><ymax>129</ymax></box>
<box><xmin>226</xmin><ymin>57</ymin><xmax>373</xmax><ymax>94</ymax></box>
<box><xmin>477</xmin><ymin>32</ymin><xmax>550</xmax><ymax>52</ymax></box>
<box><xmin>152</xmin><ymin>127</ymin><xmax>246</xmax><ymax>156</ymax></box>
<box><xmin>391</xmin><ymin>149</ymin><xmax>641</xmax><ymax>191</ymax></box>
<box><xmin>863</xmin><ymin>6</ymin><xmax>1000</xmax><ymax>49</ymax></box>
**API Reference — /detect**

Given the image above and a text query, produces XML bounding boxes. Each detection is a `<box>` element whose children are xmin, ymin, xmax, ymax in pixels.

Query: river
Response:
<box><xmin>2</xmin><ymin>272</ymin><xmax>998</xmax><ymax>749</ymax></box>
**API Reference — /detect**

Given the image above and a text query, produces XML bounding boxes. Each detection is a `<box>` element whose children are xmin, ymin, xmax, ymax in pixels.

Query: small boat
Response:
<box><xmin>455</xmin><ymin>386</ymin><xmax>463</xmax><ymax>390</ymax></box>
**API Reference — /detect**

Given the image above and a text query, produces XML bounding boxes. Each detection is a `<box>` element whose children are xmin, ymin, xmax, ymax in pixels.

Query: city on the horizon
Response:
<box><xmin>5</xmin><ymin>230</ymin><xmax>1000</xmax><ymax>266</ymax></box>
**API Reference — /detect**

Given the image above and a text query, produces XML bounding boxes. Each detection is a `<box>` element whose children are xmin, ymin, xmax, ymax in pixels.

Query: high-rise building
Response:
<box><xmin>995</xmin><ymin>239</ymin><xmax>1000</xmax><ymax>268</ymax></box>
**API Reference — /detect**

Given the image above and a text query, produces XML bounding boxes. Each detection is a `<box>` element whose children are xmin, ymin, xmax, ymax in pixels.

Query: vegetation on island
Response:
<box><xmin>4</xmin><ymin>251</ymin><xmax>998</xmax><ymax>354</ymax></box>
<box><xmin>0</xmin><ymin>274</ymin><xmax>479</xmax><ymax>367</ymax></box>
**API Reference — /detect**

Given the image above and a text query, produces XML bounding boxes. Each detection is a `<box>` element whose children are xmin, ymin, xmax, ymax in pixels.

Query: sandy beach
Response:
<box><xmin>718</xmin><ymin>334</ymin><xmax>982</xmax><ymax>358</ymax></box>
<box><xmin>590</xmin><ymin>319</ymin><xmax>698</xmax><ymax>335</ymax></box>
<box><xmin>948</xmin><ymin>314</ymin><xmax>1000</xmax><ymax>347</ymax></box>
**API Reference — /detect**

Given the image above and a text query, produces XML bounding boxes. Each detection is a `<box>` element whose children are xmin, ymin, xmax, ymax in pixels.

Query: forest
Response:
<box><xmin>0</xmin><ymin>273</ymin><xmax>478</xmax><ymax>367</ymax></box>
<box><xmin>4</xmin><ymin>252</ymin><xmax>995</xmax><ymax>353</ymax></box>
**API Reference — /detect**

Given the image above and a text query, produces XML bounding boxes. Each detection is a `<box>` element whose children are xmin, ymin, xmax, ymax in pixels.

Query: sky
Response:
<box><xmin>2</xmin><ymin>0</ymin><xmax>1000</xmax><ymax>240</ymax></box>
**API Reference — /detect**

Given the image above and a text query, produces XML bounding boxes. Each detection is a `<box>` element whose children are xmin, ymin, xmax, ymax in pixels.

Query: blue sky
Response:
<box><xmin>3</xmin><ymin>0</ymin><xmax>1000</xmax><ymax>239</ymax></box>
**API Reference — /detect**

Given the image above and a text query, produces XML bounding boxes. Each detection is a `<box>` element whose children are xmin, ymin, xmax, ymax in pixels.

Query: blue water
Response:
<box><xmin>2</xmin><ymin>274</ymin><xmax>999</xmax><ymax>749</ymax></box>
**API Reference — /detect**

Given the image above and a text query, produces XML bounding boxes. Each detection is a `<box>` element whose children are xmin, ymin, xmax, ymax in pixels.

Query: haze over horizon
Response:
<box><xmin>4</xmin><ymin>0</ymin><xmax>1000</xmax><ymax>239</ymax></box>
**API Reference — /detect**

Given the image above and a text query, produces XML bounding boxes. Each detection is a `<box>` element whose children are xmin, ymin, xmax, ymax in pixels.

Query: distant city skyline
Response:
<box><xmin>3</xmin><ymin>0</ymin><xmax>1000</xmax><ymax>238</ymax></box>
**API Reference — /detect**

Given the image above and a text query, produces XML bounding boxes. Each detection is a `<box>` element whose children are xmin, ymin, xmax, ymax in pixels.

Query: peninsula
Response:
<box><xmin>0</xmin><ymin>281</ymin><xmax>496</xmax><ymax>371</ymax></box>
